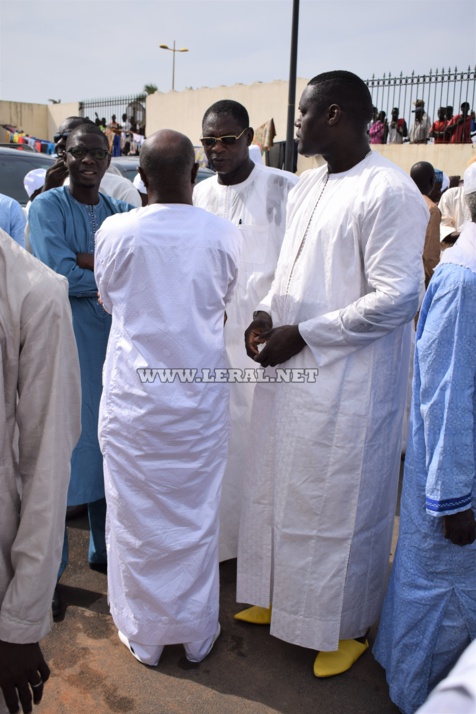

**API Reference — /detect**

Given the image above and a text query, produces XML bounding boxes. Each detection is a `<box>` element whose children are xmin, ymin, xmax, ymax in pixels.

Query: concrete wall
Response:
<box><xmin>1</xmin><ymin>80</ymin><xmax>474</xmax><ymax>176</ymax></box>
<box><xmin>47</xmin><ymin>102</ymin><xmax>80</xmax><ymax>140</ymax></box>
<box><xmin>298</xmin><ymin>144</ymin><xmax>476</xmax><ymax>178</ymax></box>
<box><xmin>0</xmin><ymin>100</ymin><xmax>80</xmax><ymax>141</ymax></box>
<box><xmin>145</xmin><ymin>79</ymin><xmax>475</xmax><ymax>178</ymax></box>
<box><xmin>0</xmin><ymin>100</ymin><xmax>49</xmax><ymax>139</ymax></box>
<box><xmin>146</xmin><ymin>79</ymin><xmax>310</xmax><ymax>144</ymax></box>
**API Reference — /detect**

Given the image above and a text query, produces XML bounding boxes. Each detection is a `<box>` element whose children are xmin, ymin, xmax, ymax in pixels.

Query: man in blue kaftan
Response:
<box><xmin>28</xmin><ymin>125</ymin><xmax>133</xmax><ymax>611</ymax></box>
<box><xmin>374</xmin><ymin>162</ymin><xmax>476</xmax><ymax>714</ymax></box>
<box><xmin>0</xmin><ymin>193</ymin><xmax>26</xmax><ymax>247</ymax></box>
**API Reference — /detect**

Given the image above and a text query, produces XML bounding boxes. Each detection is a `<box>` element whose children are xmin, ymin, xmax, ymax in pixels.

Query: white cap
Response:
<box><xmin>464</xmin><ymin>162</ymin><xmax>476</xmax><ymax>195</ymax></box>
<box><xmin>440</xmin><ymin>224</ymin><xmax>457</xmax><ymax>242</ymax></box>
<box><xmin>23</xmin><ymin>168</ymin><xmax>46</xmax><ymax>198</ymax></box>
<box><xmin>441</xmin><ymin>172</ymin><xmax>450</xmax><ymax>192</ymax></box>
<box><xmin>133</xmin><ymin>172</ymin><xmax>147</xmax><ymax>195</ymax></box>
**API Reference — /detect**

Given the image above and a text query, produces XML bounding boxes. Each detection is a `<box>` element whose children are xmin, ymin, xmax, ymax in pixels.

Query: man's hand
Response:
<box><xmin>0</xmin><ymin>641</ymin><xmax>50</xmax><ymax>713</ymax></box>
<box><xmin>76</xmin><ymin>253</ymin><xmax>94</xmax><ymax>271</ymax></box>
<box><xmin>254</xmin><ymin>324</ymin><xmax>306</xmax><ymax>368</ymax></box>
<box><xmin>41</xmin><ymin>160</ymin><xmax>68</xmax><ymax>194</ymax></box>
<box><xmin>443</xmin><ymin>508</ymin><xmax>476</xmax><ymax>546</ymax></box>
<box><xmin>244</xmin><ymin>312</ymin><xmax>273</xmax><ymax>359</ymax></box>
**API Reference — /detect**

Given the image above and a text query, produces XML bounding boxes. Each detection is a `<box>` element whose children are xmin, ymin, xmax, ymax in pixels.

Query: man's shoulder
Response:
<box><xmin>0</xmin><ymin>228</ymin><xmax>68</xmax><ymax>299</ymax></box>
<box><xmin>100</xmin><ymin>172</ymin><xmax>141</xmax><ymax>207</ymax></box>
<box><xmin>363</xmin><ymin>152</ymin><xmax>423</xmax><ymax>195</ymax></box>
<box><xmin>192</xmin><ymin>204</ymin><xmax>240</xmax><ymax>235</ymax></box>
<box><xmin>98</xmin><ymin>204</ymin><xmax>140</xmax><ymax>231</ymax></box>
<box><xmin>100</xmin><ymin>172</ymin><xmax>130</xmax><ymax>189</ymax></box>
<box><xmin>446</xmin><ymin>114</ymin><xmax>460</xmax><ymax>127</ymax></box>
<box><xmin>30</xmin><ymin>186</ymin><xmax>67</xmax><ymax>213</ymax></box>
<box><xmin>193</xmin><ymin>174</ymin><xmax>218</xmax><ymax>198</ymax></box>
<box><xmin>430</xmin><ymin>262</ymin><xmax>476</xmax><ymax>306</ymax></box>
<box><xmin>251</xmin><ymin>162</ymin><xmax>299</xmax><ymax>188</ymax></box>
<box><xmin>439</xmin><ymin>186</ymin><xmax>461</xmax><ymax>208</ymax></box>
<box><xmin>0</xmin><ymin>192</ymin><xmax>22</xmax><ymax>211</ymax></box>
<box><xmin>99</xmin><ymin>191</ymin><xmax>135</xmax><ymax>214</ymax></box>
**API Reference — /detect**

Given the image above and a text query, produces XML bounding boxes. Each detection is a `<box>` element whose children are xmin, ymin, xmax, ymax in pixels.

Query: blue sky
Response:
<box><xmin>0</xmin><ymin>0</ymin><xmax>474</xmax><ymax>104</ymax></box>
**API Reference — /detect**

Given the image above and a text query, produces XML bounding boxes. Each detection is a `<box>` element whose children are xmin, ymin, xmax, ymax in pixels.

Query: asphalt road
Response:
<box><xmin>38</xmin><ymin>513</ymin><xmax>401</xmax><ymax>714</ymax></box>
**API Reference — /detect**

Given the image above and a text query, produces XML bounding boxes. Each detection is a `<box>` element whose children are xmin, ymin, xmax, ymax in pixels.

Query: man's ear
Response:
<box><xmin>138</xmin><ymin>166</ymin><xmax>148</xmax><ymax>188</ymax></box>
<box><xmin>328</xmin><ymin>104</ymin><xmax>342</xmax><ymax>126</ymax></box>
<box><xmin>105</xmin><ymin>151</ymin><xmax>111</xmax><ymax>170</ymax></box>
<box><xmin>246</xmin><ymin>127</ymin><xmax>254</xmax><ymax>146</ymax></box>
<box><xmin>191</xmin><ymin>162</ymin><xmax>199</xmax><ymax>185</ymax></box>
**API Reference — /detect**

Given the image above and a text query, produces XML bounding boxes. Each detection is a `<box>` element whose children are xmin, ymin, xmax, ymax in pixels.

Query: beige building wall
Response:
<box><xmin>0</xmin><ymin>100</ymin><xmax>80</xmax><ymax>141</ymax></box>
<box><xmin>47</xmin><ymin>102</ymin><xmax>80</xmax><ymax>141</ymax></box>
<box><xmin>146</xmin><ymin>79</ymin><xmax>310</xmax><ymax>144</ymax></box>
<box><xmin>1</xmin><ymin>82</ymin><xmax>474</xmax><ymax>175</ymax></box>
<box><xmin>0</xmin><ymin>101</ymin><xmax>49</xmax><ymax>139</ymax></box>
<box><xmin>298</xmin><ymin>144</ymin><xmax>476</xmax><ymax>178</ymax></box>
<box><xmin>145</xmin><ymin>80</ymin><xmax>475</xmax><ymax>177</ymax></box>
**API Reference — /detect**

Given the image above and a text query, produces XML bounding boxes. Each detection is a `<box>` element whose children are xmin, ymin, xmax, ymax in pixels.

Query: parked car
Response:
<box><xmin>111</xmin><ymin>156</ymin><xmax>214</xmax><ymax>184</ymax></box>
<box><xmin>0</xmin><ymin>143</ymin><xmax>37</xmax><ymax>152</ymax></box>
<box><xmin>0</xmin><ymin>147</ymin><xmax>215</xmax><ymax>209</ymax></box>
<box><xmin>0</xmin><ymin>147</ymin><xmax>54</xmax><ymax>206</ymax></box>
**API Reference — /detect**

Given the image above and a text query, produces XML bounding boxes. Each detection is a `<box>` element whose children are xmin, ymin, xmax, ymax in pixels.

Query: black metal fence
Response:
<box><xmin>78</xmin><ymin>67</ymin><xmax>476</xmax><ymax>140</ymax></box>
<box><xmin>78</xmin><ymin>94</ymin><xmax>146</xmax><ymax>133</ymax></box>
<box><xmin>366</xmin><ymin>66</ymin><xmax>476</xmax><ymax>127</ymax></box>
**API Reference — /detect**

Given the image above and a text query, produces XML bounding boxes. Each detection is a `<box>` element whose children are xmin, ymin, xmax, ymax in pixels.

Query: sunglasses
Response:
<box><xmin>53</xmin><ymin>131</ymin><xmax>72</xmax><ymax>143</ymax></box>
<box><xmin>200</xmin><ymin>127</ymin><xmax>249</xmax><ymax>148</ymax></box>
<box><xmin>66</xmin><ymin>148</ymin><xmax>110</xmax><ymax>160</ymax></box>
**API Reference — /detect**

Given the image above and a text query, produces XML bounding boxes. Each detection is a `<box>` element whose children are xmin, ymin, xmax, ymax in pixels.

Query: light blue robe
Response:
<box><xmin>0</xmin><ymin>193</ymin><xmax>26</xmax><ymax>247</ymax></box>
<box><xmin>29</xmin><ymin>186</ymin><xmax>132</xmax><ymax>506</ymax></box>
<box><xmin>374</xmin><ymin>227</ymin><xmax>476</xmax><ymax>714</ymax></box>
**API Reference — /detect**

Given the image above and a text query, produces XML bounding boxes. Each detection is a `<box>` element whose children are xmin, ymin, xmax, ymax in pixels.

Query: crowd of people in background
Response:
<box><xmin>90</xmin><ymin>112</ymin><xmax>145</xmax><ymax>156</ymax></box>
<box><xmin>369</xmin><ymin>99</ymin><xmax>475</xmax><ymax>144</ymax></box>
<box><xmin>0</xmin><ymin>69</ymin><xmax>476</xmax><ymax>714</ymax></box>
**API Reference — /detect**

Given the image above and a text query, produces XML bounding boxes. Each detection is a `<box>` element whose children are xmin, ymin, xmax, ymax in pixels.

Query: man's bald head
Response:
<box><xmin>410</xmin><ymin>161</ymin><xmax>435</xmax><ymax>197</ymax></box>
<box><xmin>140</xmin><ymin>130</ymin><xmax>196</xmax><ymax>190</ymax></box>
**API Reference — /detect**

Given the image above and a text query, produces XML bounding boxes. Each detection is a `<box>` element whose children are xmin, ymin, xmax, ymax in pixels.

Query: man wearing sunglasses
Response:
<box><xmin>37</xmin><ymin>117</ymin><xmax>141</xmax><ymax>208</ymax></box>
<box><xmin>28</xmin><ymin>125</ymin><xmax>134</xmax><ymax>618</ymax></box>
<box><xmin>194</xmin><ymin>100</ymin><xmax>298</xmax><ymax>565</ymax></box>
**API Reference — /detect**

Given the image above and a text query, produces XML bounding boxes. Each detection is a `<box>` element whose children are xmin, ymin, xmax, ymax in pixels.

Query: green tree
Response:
<box><xmin>143</xmin><ymin>84</ymin><xmax>158</xmax><ymax>95</ymax></box>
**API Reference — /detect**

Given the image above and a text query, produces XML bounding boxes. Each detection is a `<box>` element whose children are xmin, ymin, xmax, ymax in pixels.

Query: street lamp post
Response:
<box><xmin>159</xmin><ymin>41</ymin><xmax>189</xmax><ymax>91</ymax></box>
<box><xmin>284</xmin><ymin>0</ymin><xmax>300</xmax><ymax>172</ymax></box>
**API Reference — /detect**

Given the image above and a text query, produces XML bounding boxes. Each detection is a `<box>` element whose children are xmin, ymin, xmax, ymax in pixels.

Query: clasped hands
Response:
<box><xmin>244</xmin><ymin>311</ymin><xmax>306</xmax><ymax>368</ymax></box>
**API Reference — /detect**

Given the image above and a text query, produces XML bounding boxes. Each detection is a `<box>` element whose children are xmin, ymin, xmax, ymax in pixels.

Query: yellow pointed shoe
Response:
<box><xmin>234</xmin><ymin>605</ymin><xmax>272</xmax><ymax>625</ymax></box>
<box><xmin>313</xmin><ymin>639</ymin><xmax>369</xmax><ymax>677</ymax></box>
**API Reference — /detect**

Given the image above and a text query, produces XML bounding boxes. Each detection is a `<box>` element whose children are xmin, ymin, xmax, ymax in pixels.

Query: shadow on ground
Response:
<box><xmin>41</xmin><ymin>515</ymin><xmax>400</xmax><ymax>714</ymax></box>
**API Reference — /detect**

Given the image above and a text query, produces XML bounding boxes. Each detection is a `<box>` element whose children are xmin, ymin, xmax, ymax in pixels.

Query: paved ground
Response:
<box><xmin>38</xmin><ymin>513</ymin><xmax>401</xmax><ymax>714</ymax></box>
